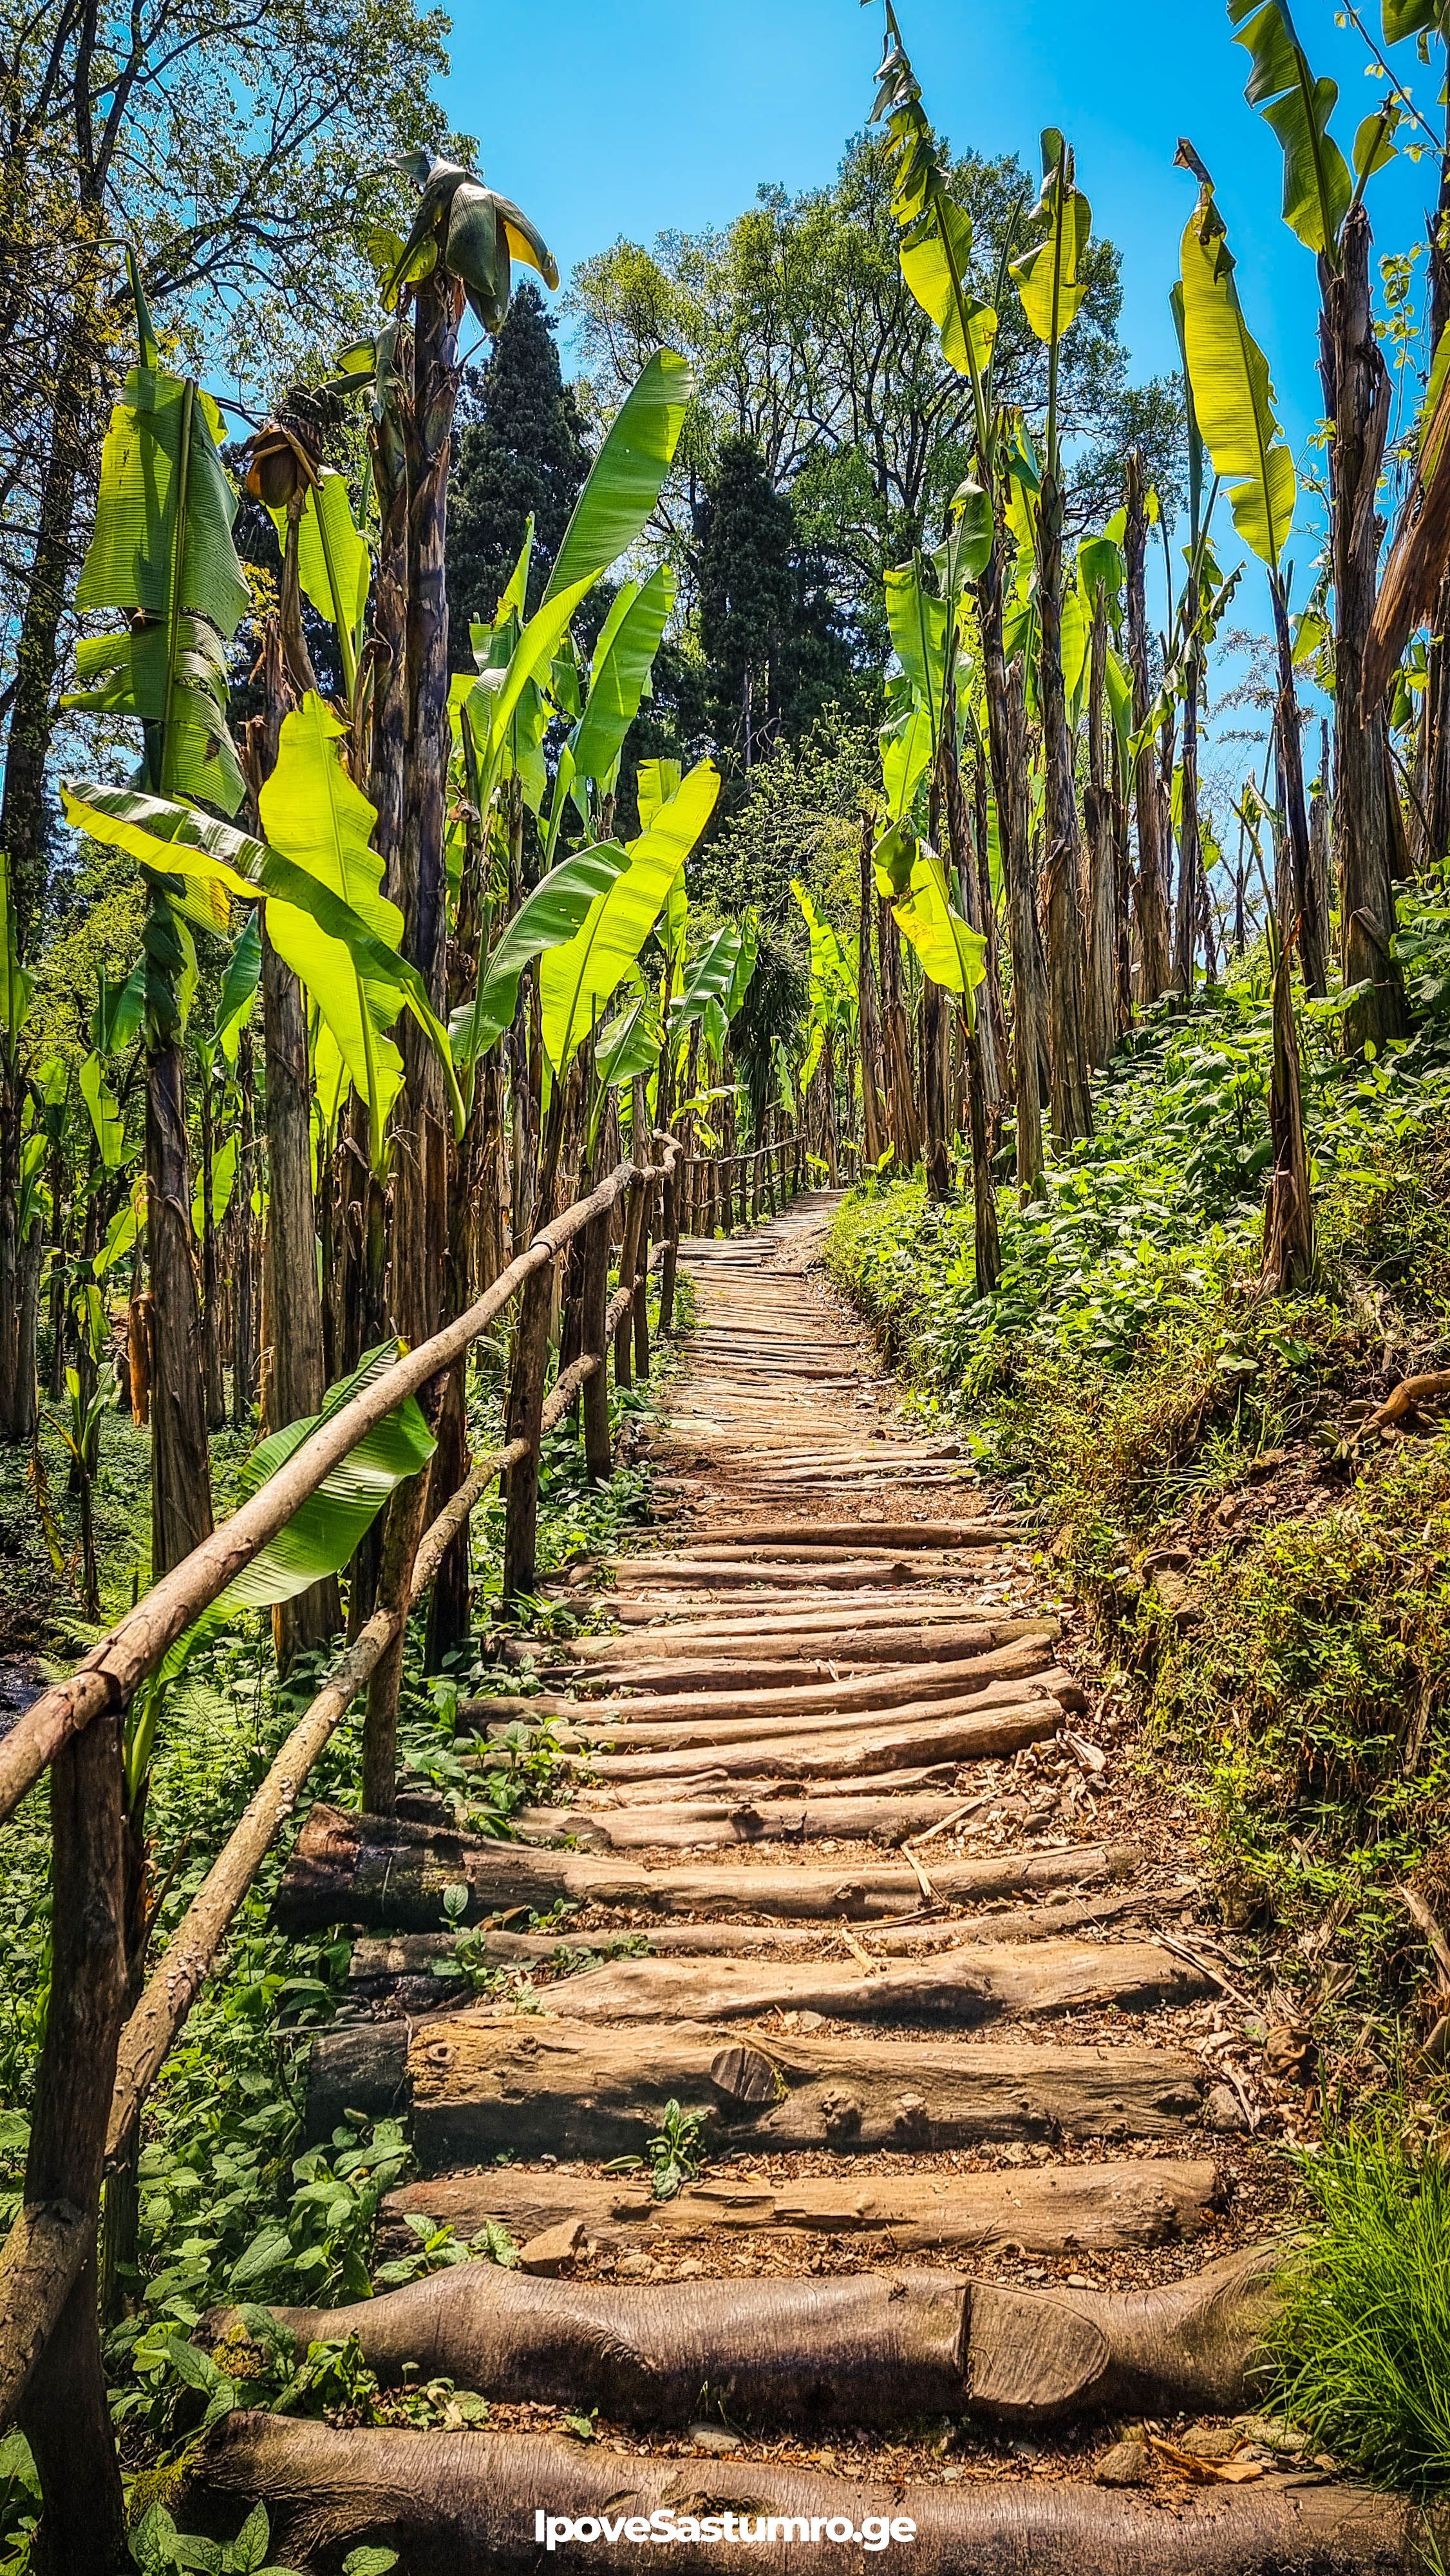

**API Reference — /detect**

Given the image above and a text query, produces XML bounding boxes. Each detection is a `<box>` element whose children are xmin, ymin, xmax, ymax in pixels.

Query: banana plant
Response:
<box><xmin>539</xmin><ymin>761</ymin><xmax>722</xmax><ymax>1075</ymax></box>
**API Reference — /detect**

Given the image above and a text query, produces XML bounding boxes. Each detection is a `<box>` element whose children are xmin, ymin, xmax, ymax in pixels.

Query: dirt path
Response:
<box><xmin>249</xmin><ymin>1198</ymin><xmax>1398</xmax><ymax>2571</ymax></box>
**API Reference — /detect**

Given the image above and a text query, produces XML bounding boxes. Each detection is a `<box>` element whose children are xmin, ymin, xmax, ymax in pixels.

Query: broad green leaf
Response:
<box><xmin>673</xmin><ymin>925</ymin><xmax>742</xmax><ymax>1030</ymax></box>
<box><xmin>1352</xmin><ymin>104</ymin><xmax>1399</xmax><ymax>182</ymax></box>
<box><xmin>1178</xmin><ymin>186</ymin><xmax>1295</xmax><ymax>569</ymax></box>
<box><xmin>63</xmin><ymin>617</ymin><xmax>245</xmax><ymax>815</ymax></box>
<box><xmin>269</xmin><ymin>469</ymin><xmax>370</xmax><ymax>639</ymax></box>
<box><xmin>571</xmin><ymin>565</ymin><xmax>675</xmax><ymax>786</ymax></box>
<box><xmin>452</xmin><ymin>844</ymin><xmax>629</xmax><ymax>1066</ymax></box>
<box><xmin>468</xmin><ymin>582</ymin><xmax>593</xmax><ymax>796</ymax></box>
<box><xmin>95</xmin><ymin>1187</ymin><xmax>143</xmax><ymax>1283</ymax></box>
<box><xmin>1011</xmin><ymin>134</ymin><xmax>1093</xmax><ymax>344</ymax></box>
<box><xmin>596</xmin><ymin>993</ymin><xmax>659</xmax><ymax>1089</ymax></box>
<box><xmin>211</xmin><ymin>1342</ymin><xmax>434</xmax><ymax>1615</ymax></box>
<box><xmin>880</xmin><ymin>705</ymin><xmax>934</xmax><ymax>823</ymax></box>
<box><xmin>898</xmin><ymin>198</ymin><xmax>998</xmax><ymax>383</ymax></box>
<box><xmin>543</xmin><ymin>350</ymin><xmax>694</xmax><ymax>604</ymax></box>
<box><xmin>1228</xmin><ymin>0</ymin><xmax>1351</xmax><ymax>256</ymax></box>
<box><xmin>76</xmin><ymin>368</ymin><xmax>250</xmax><ymax>638</ymax></box>
<box><xmin>892</xmin><ymin>846</ymin><xmax>987</xmax><ymax>1006</ymax></box>
<box><xmin>728</xmin><ymin>908</ymin><xmax>758</xmax><ymax>1013</ymax></box>
<box><xmin>0</xmin><ymin>848</ymin><xmax>33</xmax><ymax>1050</ymax></box>
<box><xmin>1060</xmin><ymin>582</ymin><xmax>1090</xmax><ymax>713</ymax></box>
<box><xmin>192</xmin><ymin>1133</ymin><xmax>238</xmax><ymax>1234</ymax></box>
<box><xmin>1382</xmin><ymin>0</ymin><xmax>1446</xmax><ymax>33</ymax></box>
<box><xmin>212</xmin><ymin>914</ymin><xmax>261</xmax><ymax>1064</ymax></box>
<box><xmin>1077</xmin><ymin>534</ymin><xmax>1125</xmax><ymax>609</ymax></box>
<box><xmin>885</xmin><ymin>560</ymin><xmax>948</xmax><ymax>739</ymax></box>
<box><xmin>59</xmin><ymin>769</ymin><xmax>462</xmax><ymax>1148</ymax></box>
<box><xmin>540</xmin><ymin>760</ymin><xmax>720</xmax><ymax>1072</ymax></box>
<box><xmin>79</xmin><ymin>1054</ymin><xmax>126</xmax><ymax>1171</ymax></box>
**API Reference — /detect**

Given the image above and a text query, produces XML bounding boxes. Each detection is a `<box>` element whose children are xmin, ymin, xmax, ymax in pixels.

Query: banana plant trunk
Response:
<box><xmin>977</xmin><ymin>545</ymin><xmax>1046</xmax><ymax>1197</ymax></box>
<box><xmin>856</xmin><ymin>816</ymin><xmax>885</xmax><ymax>1168</ymax></box>
<box><xmin>0</xmin><ymin>1050</ymin><xmax>32</xmax><ymax>1442</ymax></box>
<box><xmin>1083</xmin><ymin>609</ymin><xmax>1120</xmax><ymax>1066</ymax></box>
<box><xmin>1172</xmin><ymin>607</ymin><xmax>1202</xmax><ymax>1001</ymax></box>
<box><xmin>1324</xmin><ymin>205</ymin><xmax>1408</xmax><ymax>1052</ymax></box>
<box><xmin>144</xmin><ymin>1028</ymin><xmax>213</xmax><ymax>1578</ymax></box>
<box><xmin>1124</xmin><ymin>453</ymin><xmax>1171</xmax><ymax>1004</ymax></box>
<box><xmin>1037</xmin><ymin>471</ymin><xmax>1093</xmax><ymax>1146</ymax></box>
<box><xmin>1263</xmin><ymin>931</ymin><xmax>1315</xmax><ymax>1294</ymax></box>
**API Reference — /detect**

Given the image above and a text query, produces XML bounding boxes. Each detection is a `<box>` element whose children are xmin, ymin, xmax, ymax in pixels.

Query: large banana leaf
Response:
<box><xmin>540</xmin><ymin>760</ymin><xmax>720</xmax><ymax>1073</ymax></box>
<box><xmin>1011</xmin><ymin>132</ymin><xmax>1092</xmax><ymax>346</ymax></box>
<box><xmin>673</xmin><ymin>925</ymin><xmax>742</xmax><ymax>1030</ymax></box>
<box><xmin>268</xmin><ymin>469</ymin><xmax>370</xmax><ymax>668</ymax></box>
<box><xmin>892</xmin><ymin>847</ymin><xmax>987</xmax><ymax>1007</ymax></box>
<box><xmin>596</xmin><ymin>991</ymin><xmax>661</xmax><ymax>1090</ymax></box>
<box><xmin>880</xmin><ymin>703</ymin><xmax>934</xmax><ymax>826</ymax></box>
<box><xmin>79</xmin><ymin>1054</ymin><xmax>126</xmax><ymax>1171</ymax></box>
<box><xmin>1227</xmin><ymin>0</ymin><xmax>1350</xmax><ymax>257</ymax></box>
<box><xmin>1382</xmin><ymin>0</ymin><xmax>1446</xmax><ymax>33</ymax></box>
<box><xmin>465</xmin><ymin>579</ymin><xmax>593</xmax><ymax>810</ymax></box>
<box><xmin>884</xmin><ymin>562</ymin><xmax>948</xmax><ymax>741</ymax></box>
<box><xmin>1177</xmin><ymin>185</ymin><xmax>1295</xmax><ymax>571</ymax></box>
<box><xmin>59</xmin><ymin>767</ymin><xmax>462</xmax><ymax>1144</ymax></box>
<box><xmin>898</xmin><ymin>198</ymin><xmax>997</xmax><ymax>383</ymax></box>
<box><xmin>75</xmin><ymin>364</ymin><xmax>249</xmax><ymax>815</ymax></box>
<box><xmin>543</xmin><ymin>351</ymin><xmax>694</xmax><ymax>605</ymax></box>
<box><xmin>0</xmin><ymin>848</ymin><xmax>33</xmax><ymax>1051</ymax></box>
<box><xmin>451</xmin><ymin>843</ymin><xmax>630</xmax><ymax>1068</ymax></box>
<box><xmin>638</xmin><ymin>758</ymin><xmax>682</xmax><ymax>831</ymax></box>
<box><xmin>728</xmin><ymin>909</ymin><xmax>758</xmax><ymax>1014</ymax></box>
<box><xmin>570</xmin><ymin>564</ymin><xmax>675</xmax><ymax>787</ymax></box>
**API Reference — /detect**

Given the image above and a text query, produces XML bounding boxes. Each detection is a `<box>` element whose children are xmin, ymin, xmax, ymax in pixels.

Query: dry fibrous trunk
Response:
<box><xmin>145</xmin><ymin>1036</ymin><xmax>213</xmax><ymax>1577</ymax></box>
<box><xmin>260</xmin><ymin>920</ymin><xmax>337</xmax><ymax>1658</ymax></box>
<box><xmin>1268</xmin><ymin>578</ymin><xmax>1325</xmax><ymax>1002</ymax></box>
<box><xmin>18</xmin><ymin>1711</ymin><xmax>129</xmax><ymax>2576</ymax></box>
<box><xmin>230</xmin><ymin>1025</ymin><xmax>258</xmax><ymax>1427</ymax></box>
<box><xmin>1263</xmin><ymin>931</ymin><xmax>1315</xmax><ymax>1295</ymax></box>
<box><xmin>1328</xmin><ymin>207</ymin><xmax>1409</xmax><ymax>1051</ymax></box>
<box><xmin>876</xmin><ymin>900</ymin><xmax>920</xmax><ymax>1171</ymax></box>
<box><xmin>1003</xmin><ymin>663</ymin><xmax>1048</xmax><ymax>1196</ymax></box>
<box><xmin>1124</xmin><ymin>453</ymin><xmax>1171</xmax><ymax>1003</ymax></box>
<box><xmin>1037</xmin><ymin>471</ymin><xmax>1093</xmax><ymax>1143</ymax></box>
<box><xmin>1082</xmin><ymin>609</ymin><xmax>1120</xmax><ymax>1066</ymax></box>
<box><xmin>921</xmin><ymin>975</ymin><xmax>951</xmax><ymax>1201</ymax></box>
<box><xmin>1173</xmin><ymin>604</ymin><xmax>1203</xmax><ymax>999</ymax></box>
<box><xmin>967</xmin><ymin>732</ymin><xmax>1009</xmax><ymax>1106</ymax></box>
<box><xmin>939</xmin><ymin>682</ymin><xmax>1001</xmax><ymax>1278</ymax></box>
<box><xmin>182</xmin><ymin>2419</ymin><xmax>1411</xmax><ymax>2576</ymax></box>
<box><xmin>978</xmin><ymin>545</ymin><xmax>1046</xmax><ymax>1195</ymax></box>
<box><xmin>0</xmin><ymin>1052</ymin><xmax>34</xmax><ymax>1442</ymax></box>
<box><xmin>213</xmin><ymin>2244</ymin><xmax>1277</xmax><ymax>2435</ymax></box>
<box><xmin>856</xmin><ymin>814</ymin><xmax>885</xmax><ymax>1166</ymax></box>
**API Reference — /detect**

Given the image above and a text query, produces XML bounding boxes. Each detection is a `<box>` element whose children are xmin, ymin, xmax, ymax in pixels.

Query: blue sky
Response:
<box><xmin>444</xmin><ymin>0</ymin><xmax>1439</xmax><ymax>451</ymax></box>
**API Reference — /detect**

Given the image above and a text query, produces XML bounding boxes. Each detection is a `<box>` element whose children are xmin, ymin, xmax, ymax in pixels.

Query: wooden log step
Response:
<box><xmin>276</xmin><ymin>1805</ymin><xmax>1130</xmax><ymax>1935</ymax></box>
<box><xmin>570</xmin><ymin>1609</ymin><xmax>1057</xmax><ymax>1657</ymax></box>
<box><xmin>180</xmin><ymin>2419</ymin><xmax>1409</xmax><ymax>2576</ymax></box>
<box><xmin>466</xmin><ymin>1639</ymin><xmax>1055</xmax><ymax>1731</ymax></box>
<box><xmin>564</xmin><ymin>1625</ymin><xmax>1059</xmax><ymax>1685</ymax></box>
<box><xmin>385</xmin><ymin>2154</ymin><xmax>1225</xmax><ymax>2257</ymax></box>
<box><xmin>304</xmin><ymin>2013</ymin><xmax>1202</xmax><ymax>2160</ymax></box>
<box><xmin>487</xmin><ymin>1671</ymin><xmax>1072</xmax><ymax>1751</ymax></box>
<box><xmin>507</xmin><ymin>1790</ymin><xmax>963</xmax><ymax>1849</ymax></box>
<box><xmin>209</xmin><ymin>2244</ymin><xmax>1278</xmax><ymax>2434</ymax></box>
<box><xmin>677</xmin><ymin>1522</ymin><xmax>1022</xmax><ymax>1550</ymax></box>
<box><xmin>610</xmin><ymin>1557</ymin><xmax>996</xmax><ymax>1590</ymax></box>
<box><xmin>570</xmin><ymin>1761</ymin><xmax>961</xmax><ymax>1803</ymax></box>
<box><xmin>527</xmin><ymin>1935</ymin><xmax>1214</xmax><ymax>2027</ymax></box>
<box><xmin>530</xmin><ymin>1700</ymin><xmax>1062</xmax><ymax>1785</ymax></box>
<box><xmin>344</xmin><ymin>1889</ymin><xmax>1201</xmax><ymax>2011</ymax></box>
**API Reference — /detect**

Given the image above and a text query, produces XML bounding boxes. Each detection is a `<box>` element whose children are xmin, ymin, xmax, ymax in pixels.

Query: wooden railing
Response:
<box><xmin>681</xmin><ymin>1131</ymin><xmax>805</xmax><ymax>1237</ymax></box>
<box><xmin>0</xmin><ymin>1123</ymin><xmax>809</xmax><ymax>2564</ymax></box>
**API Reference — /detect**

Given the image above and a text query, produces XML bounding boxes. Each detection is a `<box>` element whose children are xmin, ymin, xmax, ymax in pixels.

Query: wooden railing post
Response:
<box><xmin>633</xmin><ymin>1170</ymin><xmax>653</xmax><ymax>1381</ymax></box>
<box><xmin>17</xmin><ymin>1712</ymin><xmax>128</xmax><ymax>2573</ymax></box>
<box><xmin>657</xmin><ymin>1148</ymin><xmax>681</xmax><ymax>1333</ymax></box>
<box><xmin>502</xmin><ymin>1254</ymin><xmax>555</xmax><ymax>1599</ymax></box>
<box><xmin>613</xmin><ymin>1177</ymin><xmax>644</xmax><ymax>1388</ymax></box>
<box><xmin>580</xmin><ymin>1207</ymin><xmax>612</xmax><ymax>1482</ymax></box>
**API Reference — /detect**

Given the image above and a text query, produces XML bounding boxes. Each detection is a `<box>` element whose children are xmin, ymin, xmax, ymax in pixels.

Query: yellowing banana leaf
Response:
<box><xmin>1228</xmin><ymin>0</ymin><xmax>1351</xmax><ymax>257</ymax></box>
<box><xmin>540</xmin><ymin>759</ymin><xmax>720</xmax><ymax>1073</ymax></box>
<box><xmin>1012</xmin><ymin>134</ymin><xmax>1092</xmax><ymax>345</ymax></box>
<box><xmin>63</xmin><ymin>616</ymin><xmax>246</xmax><ymax>816</ymax></box>
<box><xmin>899</xmin><ymin>197</ymin><xmax>997</xmax><ymax>383</ymax></box>
<box><xmin>544</xmin><ymin>350</ymin><xmax>694</xmax><ymax>605</ymax></box>
<box><xmin>892</xmin><ymin>846</ymin><xmax>987</xmax><ymax>1010</ymax></box>
<box><xmin>571</xmin><ymin>564</ymin><xmax>675</xmax><ymax>787</ymax></box>
<box><xmin>673</xmin><ymin>924</ymin><xmax>742</xmax><ymax>1031</ymax></box>
<box><xmin>452</xmin><ymin>843</ymin><xmax>630</xmax><ymax>1070</ymax></box>
<box><xmin>880</xmin><ymin>703</ymin><xmax>934</xmax><ymax>826</ymax></box>
<box><xmin>638</xmin><ymin>757</ymin><xmax>683</xmax><ymax>831</ymax></box>
<box><xmin>469</xmin><ymin>580</ymin><xmax>593</xmax><ymax>806</ymax></box>
<box><xmin>1178</xmin><ymin>184</ymin><xmax>1295</xmax><ymax>571</ymax></box>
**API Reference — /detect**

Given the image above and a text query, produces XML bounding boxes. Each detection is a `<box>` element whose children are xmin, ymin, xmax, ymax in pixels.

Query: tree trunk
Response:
<box><xmin>0</xmin><ymin>302</ymin><xmax>92</xmax><ymax>950</ymax></box>
<box><xmin>1172</xmin><ymin>600</ymin><xmax>1203</xmax><ymax>1000</ymax></box>
<box><xmin>1326</xmin><ymin>207</ymin><xmax>1409</xmax><ymax>1052</ymax></box>
<box><xmin>260</xmin><ymin>922</ymin><xmax>337</xmax><ymax>1658</ymax></box>
<box><xmin>876</xmin><ymin>902</ymin><xmax>920</xmax><ymax>1171</ymax></box>
<box><xmin>1262</xmin><ymin>931</ymin><xmax>1315</xmax><ymax>1296</ymax></box>
<box><xmin>146</xmin><ymin>1033</ymin><xmax>213</xmax><ymax>1578</ymax></box>
<box><xmin>1082</xmin><ymin>609</ymin><xmax>1120</xmax><ymax>1065</ymax></box>
<box><xmin>1269</xmin><ymin>579</ymin><xmax>1324</xmax><ymax>1002</ymax></box>
<box><xmin>1002</xmin><ymin>665</ymin><xmax>1048</xmax><ymax>1197</ymax></box>
<box><xmin>1037</xmin><ymin>471</ymin><xmax>1093</xmax><ymax>1145</ymax></box>
<box><xmin>231</xmin><ymin>1025</ymin><xmax>258</xmax><ymax>1427</ymax></box>
<box><xmin>200</xmin><ymin>1074</ymin><xmax>226</xmax><ymax>1430</ymax></box>
<box><xmin>0</xmin><ymin>1050</ymin><xmax>32</xmax><ymax>1442</ymax></box>
<box><xmin>1124</xmin><ymin>453</ymin><xmax>1171</xmax><ymax>1004</ymax></box>
<box><xmin>856</xmin><ymin>817</ymin><xmax>885</xmax><ymax>1167</ymax></box>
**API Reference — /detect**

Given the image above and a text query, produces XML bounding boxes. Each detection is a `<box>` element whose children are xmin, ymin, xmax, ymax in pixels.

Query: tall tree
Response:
<box><xmin>695</xmin><ymin>435</ymin><xmax>855</xmax><ymax>772</ymax></box>
<box><xmin>446</xmin><ymin>285</ymin><xmax>590</xmax><ymax>647</ymax></box>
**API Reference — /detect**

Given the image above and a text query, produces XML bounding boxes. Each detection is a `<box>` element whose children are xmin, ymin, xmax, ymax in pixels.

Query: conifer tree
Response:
<box><xmin>447</xmin><ymin>285</ymin><xmax>589</xmax><ymax>647</ymax></box>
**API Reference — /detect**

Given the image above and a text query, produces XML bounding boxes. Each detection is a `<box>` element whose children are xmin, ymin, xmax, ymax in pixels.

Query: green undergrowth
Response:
<box><xmin>827</xmin><ymin>931</ymin><xmax>1450</xmax><ymax>2038</ymax></box>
